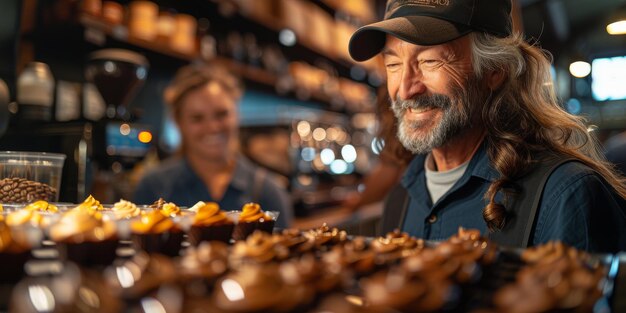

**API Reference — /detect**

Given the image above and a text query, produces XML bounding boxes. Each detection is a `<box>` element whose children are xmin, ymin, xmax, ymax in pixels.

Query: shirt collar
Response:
<box><xmin>182</xmin><ymin>155</ymin><xmax>256</xmax><ymax>192</ymax></box>
<box><xmin>401</xmin><ymin>139</ymin><xmax>499</xmax><ymax>188</ymax></box>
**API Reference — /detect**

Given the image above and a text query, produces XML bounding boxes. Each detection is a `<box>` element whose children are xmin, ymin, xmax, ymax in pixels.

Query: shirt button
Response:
<box><xmin>427</xmin><ymin>215</ymin><xmax>438</xmax><ymax>224</ymax></box>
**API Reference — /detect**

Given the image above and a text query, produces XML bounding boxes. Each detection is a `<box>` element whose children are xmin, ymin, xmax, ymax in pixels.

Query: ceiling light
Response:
<box><xmin>569</xmin><ymin>61</ymin><xmax>591</xmax><ymax>78</ymax></box>
<box><xmin>607</xmin><ymin>20</ymin><xmax>626</xmax><ymax>35</ymax></box>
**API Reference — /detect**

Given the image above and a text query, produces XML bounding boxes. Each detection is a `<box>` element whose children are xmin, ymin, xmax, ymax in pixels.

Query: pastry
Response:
<box><xmin>188</xmin><ymin>201</ymin><xmax>235</xmax><ymax>245</ymax></box>
<box><xmin>49</xmin><ymin>209</ymin><xmax>118</xmax><ymax>266</ymax></box>
<box><xmin>130</xmin><ymin>209</ymin><xmax>183</xmax><ymax>257</ymax></box>
<box><xmin>232</xmin><ymin>203</ymin><xmax>277</xmax><ymax>241</ymax></box>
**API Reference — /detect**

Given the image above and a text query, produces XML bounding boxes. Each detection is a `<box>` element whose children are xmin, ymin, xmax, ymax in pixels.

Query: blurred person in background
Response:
<box><xmin>134</xmin><ymin>63</ymin><xmax>293</xmax><ymax>228</ymax></box>
<box><xmin>348</xmin><ymin>0</ymin><xmax>626</xmax><ymax>252</ymax></box>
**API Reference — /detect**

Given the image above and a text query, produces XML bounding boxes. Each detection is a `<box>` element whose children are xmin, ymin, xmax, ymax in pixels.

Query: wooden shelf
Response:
<box><xmin>77</xmin><ymin>13</ymin><xmax>368</xmax><ymax>111</ymax></box>
<box><xmin>80</xmin><ymin>14</ymin><xmax>280</xmax><ymax>93</ymax></box>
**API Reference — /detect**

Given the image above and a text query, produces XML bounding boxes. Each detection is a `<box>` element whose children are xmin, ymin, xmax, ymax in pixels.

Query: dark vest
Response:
<box><xmin>381</xmin><ymin>156</ymin><xmax>576</xmax><ymax>248</ymax></box>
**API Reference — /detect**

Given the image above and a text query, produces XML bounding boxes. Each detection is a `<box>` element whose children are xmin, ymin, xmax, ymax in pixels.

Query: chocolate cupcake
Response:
<box><xmin>272</xmin><ymin>228</ymin><xmax>315</xmax><ymax>256</ymax></box>
<box><xmin>322</xmin><ymin>237</ymin><xmax>377</xmax><ymax>276</ymax></box>
<box><xmin>232</xmin><ymin>203</ymin><xmax>277</xmax><ymax>241</ymax></box>
<box><xmin>187</xmin><ymin>201</ymin><xmax>235</xmax><ymax>245</ymax></box>
<box><xmin>0</xmin><ymin>220</ymin><xmax>32</xmax><ymax>283</ymax></box>
<box><xmin>49</xmin><ymin>209</ymin><xmax>118</xmax><ymax>266</ymax></box>
<box><xmin>229</xmin><ymin>231</ymin><xmax>289</xmax><ymax>267</ymax></box>
<box><xmin>130</xmin><ymin>209</ymin><xmax>184</xmax><ymax>257</ymax></box>
<box><xmin>302</xmin><ymin>223</ymin><xmax>349</xmax><ymax>250</ymax></box>
<box><xmin>371</xmin><ymin>230</ymin><xmax>425</xmax><ymax>265</ymax></box>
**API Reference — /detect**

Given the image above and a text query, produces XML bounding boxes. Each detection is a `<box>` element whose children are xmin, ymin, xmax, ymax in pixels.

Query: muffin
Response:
<box><xmin>49</xmin><ymin>209</ymin><xmax>118</xmax><ymax>266</ymax></box>
<box><xmin>0</xmin><ymin>220</ymin><xmax>32</xmax><ymax>283</ymax></box>
<box><xmin>187</xmin><ymin>201</ymin><xmax>235</xmax><ymax>245</ymax></box>
<box><xmin>130</xmin><ymin>209</ymin><xmax>184</xmax><ymax>257</ymax></box>
<box><xmin>232</xmin><ymin>203</ymin><xmax>277</xmax><ymax>241</ymax></box>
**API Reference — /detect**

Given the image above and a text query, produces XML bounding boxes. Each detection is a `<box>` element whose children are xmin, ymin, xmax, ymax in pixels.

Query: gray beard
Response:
<box><xmin>391</xmin><ymin>84</ymin><xmax>476</xmax><ymax>155</ymax></box>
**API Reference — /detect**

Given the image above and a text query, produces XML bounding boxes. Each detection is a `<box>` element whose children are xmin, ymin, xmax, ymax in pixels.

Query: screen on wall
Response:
<box><xmin>591</xmin><ymin>56</ymin><xmax>626</xmax><ymax>101</ymax></box>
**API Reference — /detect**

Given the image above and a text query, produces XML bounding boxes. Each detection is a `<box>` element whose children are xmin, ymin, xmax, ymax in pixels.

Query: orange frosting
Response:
<box><xmin>6</xmin><ymin>209</ymin><xmax>43</xmax><ymax>227</ymax></box>
<box><xmin>161</xmin><ymin>202</ymin><xmax>181</xmax><ymax>216</ymax></box>
<box><xmin>23</xmin><ymin>200</ymin><xmax>58</xmax><ymax>213</ymax></box>
<box><xmin>49</xmin><ymin>209</ymin><xmax>116</xmax><ymax>243</ymax></box>
<box><xmin>73</xmin><ymin>195</ymin><xmax>104</xmax><ymax>213</ymax></box>
<box><xmin>239</xmin><ymin>203</ymin><xmax>271</xmax><ymax>223</ymax></box>
<box><xmin>131</xmin><ymin>209</ymin><xmax>175</xmax><ymax>234</ymax></box>
<box><xmin>191</xmin><ymin>201</ymin><xmax>231</xmax><ymax>226</ymax></box>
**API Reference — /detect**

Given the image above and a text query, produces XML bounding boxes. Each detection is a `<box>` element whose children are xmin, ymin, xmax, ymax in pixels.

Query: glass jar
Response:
<box><xmin>17</xmin><ymin>62</ymin><xmax>55</xmax><ymax>121</ymax></box>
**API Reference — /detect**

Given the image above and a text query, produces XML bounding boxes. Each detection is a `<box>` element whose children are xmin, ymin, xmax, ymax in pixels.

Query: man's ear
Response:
<box><xmin>487</xmin><ymin>70</ymin><xmax>506</xmax><ymax>90</ymax></box>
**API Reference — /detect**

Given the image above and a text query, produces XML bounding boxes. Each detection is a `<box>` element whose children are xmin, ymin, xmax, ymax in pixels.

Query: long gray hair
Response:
<box><xmin>469</xmin><ymin>32</ymin><xmax>626</xmax><ymax>231</ymax></box>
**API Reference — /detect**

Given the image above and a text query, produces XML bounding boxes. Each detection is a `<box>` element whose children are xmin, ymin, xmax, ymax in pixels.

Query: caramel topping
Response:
<box><xmin>231</xmin><ymin>231</ymin><xmax>288</xmax><ymax>265</ymax></box>
<box><xmin>112</xmin><ymin>199</ymin><xmax>141</xmax><ymax>219</ymax></box>
<box><xmin>239</xmin><ymin>203</ymin><xmax>271</xmax><ymax>223</ymax></box>
<box><xmin>49</xmin><ymin>209</ymin><xmax>116</xmax><ymax>243</ymax></box>
<box><xmin>131</xmin><ymin>209</ymin><xmax>175</xmax><ymax>234</ymax></box>
<box><xmin>192</xmin><ymin>201</ymin><xmax>230</xmax><ymax>226</ymax></box>
<box><xmin>23</xmin><ymin>200</ymin><xmax>58</xmax><ymax>212</ymax></box>
<box><xmin>161</xmin><ymin>202</ymin><xmax>181</xmax><ymax>216</ymax></box>
<box><xmin>6</xmin><ymin>209</ymin><xmax>43</xmax><ymax>227</ymax></box>
<box><xmin>73</xmin><ymin>195</ymin><xmax>104</xmax><ymax>213</ymax></box>
<box><xmin>303</xmin><ymin>223</ymin><xmax>348</xmax><ymax>247</ymax></box>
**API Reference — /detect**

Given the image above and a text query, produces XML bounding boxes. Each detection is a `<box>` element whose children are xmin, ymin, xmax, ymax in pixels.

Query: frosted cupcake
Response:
<box><xmin>232</xmin><ymin>203</ymin><xmax>278</xmax><ymax>241</ymax></box>
<box><xmin>130</xmin><ymin>209</ymin><xmax>183</xmax><ymax>257</ymax></box>
<box><xmin>188</xmin><ymin>201</ymin><xmax>235</xmax><ymax>245</ymax></box>
<box><xmin>49</xmin><ymin>209</ymin><xmax>118</xmax><ymax>266</ymax></box>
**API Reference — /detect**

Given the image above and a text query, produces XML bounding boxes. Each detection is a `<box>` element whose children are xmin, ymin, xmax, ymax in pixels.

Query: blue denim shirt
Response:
<box><xmin>401</xmin><ymin>142</ymin><xmax>626</xmax><ymax>253</ymax></box>
<box><xmin>133</xmin><ymin>156</ymin><xmax>293</xmax><ymax>228</ymax></box>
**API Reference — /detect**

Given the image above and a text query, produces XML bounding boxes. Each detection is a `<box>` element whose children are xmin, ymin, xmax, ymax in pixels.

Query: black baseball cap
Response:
<box><xmin>349</xmin><ymin>0</ymin><xmax>513</xmax><ymax>62</ymax></box>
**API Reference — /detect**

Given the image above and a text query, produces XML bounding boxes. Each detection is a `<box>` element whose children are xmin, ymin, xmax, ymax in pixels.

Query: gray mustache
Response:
<box><xmin>391</xmin><ymin>94</ymin><xmax>452</xmax><ymax>116</ymax></box>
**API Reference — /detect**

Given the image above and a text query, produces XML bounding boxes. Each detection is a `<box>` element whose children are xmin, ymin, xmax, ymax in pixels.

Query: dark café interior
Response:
<box><xmin>0</xmin><ymin>0</ymin><xmax>626</xmax><ymax>312</ymax></box>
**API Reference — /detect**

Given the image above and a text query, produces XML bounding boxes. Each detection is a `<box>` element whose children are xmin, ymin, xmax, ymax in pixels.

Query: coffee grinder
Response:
<box><xmin>85</xmin><ymin>49</ymin><xmax>152</xmax><ymax>201</ymax></box>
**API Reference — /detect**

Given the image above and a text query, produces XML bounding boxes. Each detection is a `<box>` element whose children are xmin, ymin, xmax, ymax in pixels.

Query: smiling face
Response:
<box><xmin>383</xmin><ymin>35</ymin><xmax>483</xmax><ymax>154</ymax></box>
<box><xmin>175</xmin><ymin>82</ymin><xmax>239</xmax><ymax>162</ymax></box>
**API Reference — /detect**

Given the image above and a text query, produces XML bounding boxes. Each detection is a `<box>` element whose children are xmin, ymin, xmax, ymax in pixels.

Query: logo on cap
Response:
<box><xmin>387</xmin><ymin>0</ymin><xmax>450</xmax><ymax>13</ymax></box>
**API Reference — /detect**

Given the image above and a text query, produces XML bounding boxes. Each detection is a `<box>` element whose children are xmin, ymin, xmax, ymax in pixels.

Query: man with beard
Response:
<box><xmin>349</xmin><ymin>0</ymin><xmax>626</xmax><ymax>252</ymax></box>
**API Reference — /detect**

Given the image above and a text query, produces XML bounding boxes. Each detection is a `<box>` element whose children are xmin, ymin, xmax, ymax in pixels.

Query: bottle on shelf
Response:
<box><xmin>16</xmin><ymin>62</ymin><xmax>55</xmax><ymax>122</ymax></box>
